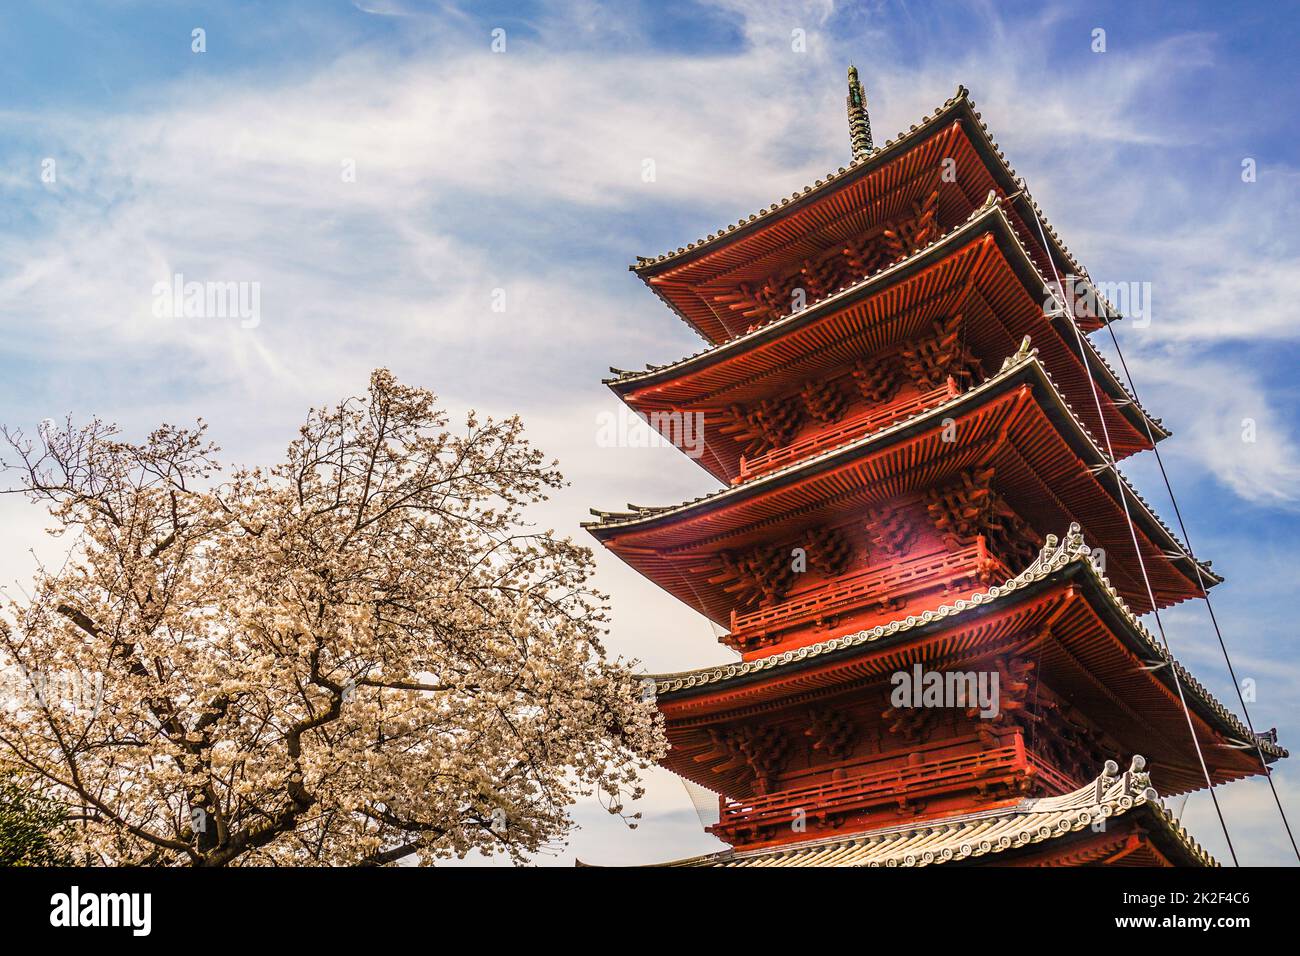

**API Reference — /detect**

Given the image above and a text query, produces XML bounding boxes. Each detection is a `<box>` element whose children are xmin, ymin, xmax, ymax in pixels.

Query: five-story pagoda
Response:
<box><xmin>586</xmin><ymin>71</ymin><xmax>1284</xmax><ymax>867</ymax></box>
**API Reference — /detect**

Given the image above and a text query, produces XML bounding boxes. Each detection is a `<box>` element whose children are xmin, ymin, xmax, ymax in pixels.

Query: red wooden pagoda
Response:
<box><xmin>586</xmin><ymin>72</ymin><xmax>1285</xmax><ymax>867</ymax></box>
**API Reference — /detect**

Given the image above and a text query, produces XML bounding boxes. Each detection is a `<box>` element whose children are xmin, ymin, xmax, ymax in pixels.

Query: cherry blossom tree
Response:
<box><xmin>0</xmin><ymin>369</ymin><xmax>663</xmax><ymax>866</ymax></box>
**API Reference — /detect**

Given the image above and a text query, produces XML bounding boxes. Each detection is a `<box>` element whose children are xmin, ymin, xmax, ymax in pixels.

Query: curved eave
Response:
<box><xmin>631</xmin><ymin>87</ymin><xmax>1089</xmax><ymax>300</ymax></box>
<box><xmin>647</xmin><ymin>762</ymin><xmax>1216</xmax><ymax>868</ymax></box>
<box><xmin>588</xmin><ymin>354</ymin><xmax>1213</xmax><ymax>602</ymax></box>
<box><xmin>610</xmin><ymin>203</ymin><xmax>1167</xmax><ymax>453</ymax></box>
<box><xmin>649</xmin><ymin>527</ymin><xmax>1281</xmax><ymax>768</ymax></box>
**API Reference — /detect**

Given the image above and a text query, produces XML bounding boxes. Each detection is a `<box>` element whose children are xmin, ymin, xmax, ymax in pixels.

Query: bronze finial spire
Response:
<box><xmin>846</xmin><ymin>65</ymin><xmax>873</xmax><ymax>158</ymax></box>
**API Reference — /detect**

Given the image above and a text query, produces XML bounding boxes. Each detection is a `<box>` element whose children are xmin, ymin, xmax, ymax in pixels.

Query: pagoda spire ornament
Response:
<box><xmin>846</xmin><ymin>65</ymin><xmax>873</xmax><ymax>158</ymax></box>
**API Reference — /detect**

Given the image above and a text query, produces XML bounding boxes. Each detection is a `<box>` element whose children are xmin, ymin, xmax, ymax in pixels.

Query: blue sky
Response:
<box><xmin>1</xmin><ymin>0</ymin><xmax>1297</xmax><ymax>865</ymax></box>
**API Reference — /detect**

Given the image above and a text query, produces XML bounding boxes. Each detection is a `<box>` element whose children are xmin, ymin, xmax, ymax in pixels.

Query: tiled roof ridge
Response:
<box><xmin>610</xmin><ymin>198</ymin><xmax>1162</xmax><ymax>441</ymax></box>
<box><xmin>588</xmin><ymin>350</ymin><xmax>1209</xmax><ymax>588</ymax></box>
<box><xmin>630</xmin><ymin>86</ymin><xmax>972</xmax><ymax>270</ymax></box>
<box><xmin>647</xmin><ymin>521</ymin><xmax>1277</xmax><ymax>763</ymax></box>
<box><xmin>608</xmin><ymin>197</ymin><xmax>1001</xmax><ymax>384</ymax></box>
<box><xmin>630</xmin><ymin>85</ymin><xmax>1091</xmax><ymax>288</ymax></box>
<box><xmin>589</xmin><ymin>335</ymin><xmax>1038</xmax><ymax>525</ymax></box>
<box><xmin>654</xmin><ymin>755</ymin><xmax>1217</xmax><ymax>868</ymax></box>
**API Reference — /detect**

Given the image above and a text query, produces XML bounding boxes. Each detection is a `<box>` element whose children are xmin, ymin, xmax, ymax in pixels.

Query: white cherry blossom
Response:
<box><xmin>0</xmin><ymin>369</ymin><xmax>663</xmax><ymax>866</ymax></box>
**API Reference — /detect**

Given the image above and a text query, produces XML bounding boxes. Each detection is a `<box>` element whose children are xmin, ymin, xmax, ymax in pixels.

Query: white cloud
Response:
<box><xmin>1135</xmin><ymin>354</ymin><xmax>1300</xmax><ymax>505</ymax></box>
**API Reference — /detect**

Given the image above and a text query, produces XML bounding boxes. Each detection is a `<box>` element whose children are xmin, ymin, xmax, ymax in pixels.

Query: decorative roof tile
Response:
<box><xmin>655</xmin><ymin>756</ymin><xmax>1216</xmax><ymax>867</ymax></box>
<box><xmin>631</xmin><ymin>86</ymin><xmax>1090</xmax><ymax>290</ymax></box>
<box><xmin>647</xmin><ymin>522</ymin><xmax>1279</xmax><ymax>763</ymax></box>
<box><xmin>589</xmin><ymin>351</ymin><xmax>1208</xmax><ymax>592</ymax></box>
<box><xmin>611</xmin><ymin>200</ymin><xmax>1161</xmax><ymax>442</ymax></box>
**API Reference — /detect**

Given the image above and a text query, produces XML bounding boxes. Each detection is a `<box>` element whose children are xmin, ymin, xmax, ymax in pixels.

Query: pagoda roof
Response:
<box><xmin>609</xmin><ymin>200</ymin><xmax>1165</xmax><ymax>477</ymax></box>
<box><xmin>630</xmin><ymin>86</ymin><xmax>1115</xmax><ymax>345</ymax></box>
<box><xmin>586</xmin><ymin>351</ymin><xmax>1216</xmax><ymax>616</ymax></box>
<box><xmin>647</xmin><ymin>524</ymin><xmax>1283</xmax><ymax>790</ymax></box>
<box><xmin>651</xmin><ymin>757</ymin><xmax>1216</xmax><ymax>867</ymax></box>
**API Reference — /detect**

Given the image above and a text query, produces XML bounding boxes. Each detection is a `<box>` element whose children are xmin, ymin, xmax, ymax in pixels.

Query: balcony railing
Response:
<box><xmin>1025</xmin><ymin>753</ymin><xmax>1080</xmax><ymax>796</ymax></box>
<box><xmin>734</xmin><ymin>378</ymin><xmax>960</xmax><ymax>485</ymax></box>
<box><xmin>710</xmin><ymin>737</ymin><xmax>1030</xmax><ymax>841</ymax></box>
<box><xmin>727</xmin><ymin>538</ymin><xmax>1010</xmax><ymax>649</ymax></box>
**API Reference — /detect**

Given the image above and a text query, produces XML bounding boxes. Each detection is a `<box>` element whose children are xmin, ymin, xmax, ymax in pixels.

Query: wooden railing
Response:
<box><xmin>1024</xmin><ymin>753</ymin><xmax>1081</xmax><ymax>796</ymax></box>
<box><xmin>727</xmin><ymin>538</ymin><xmax>1009</xmax><ymax>648</ymax></box>
<box><xmin>710</xmin><ymin>737</ymin><xmax>1029</xmax><ymax>841</ymax></box>
<box><xmin>734</xmin><ymin>379</ymin><xmax>960</xmax><ymax>484</ymax></box>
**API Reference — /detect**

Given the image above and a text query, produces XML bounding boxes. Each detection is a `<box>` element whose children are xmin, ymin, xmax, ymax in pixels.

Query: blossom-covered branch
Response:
<box><xmin>0</xmin><ymin>369</ymin><xmax>664</xmax><ymax>866</ymax></box>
